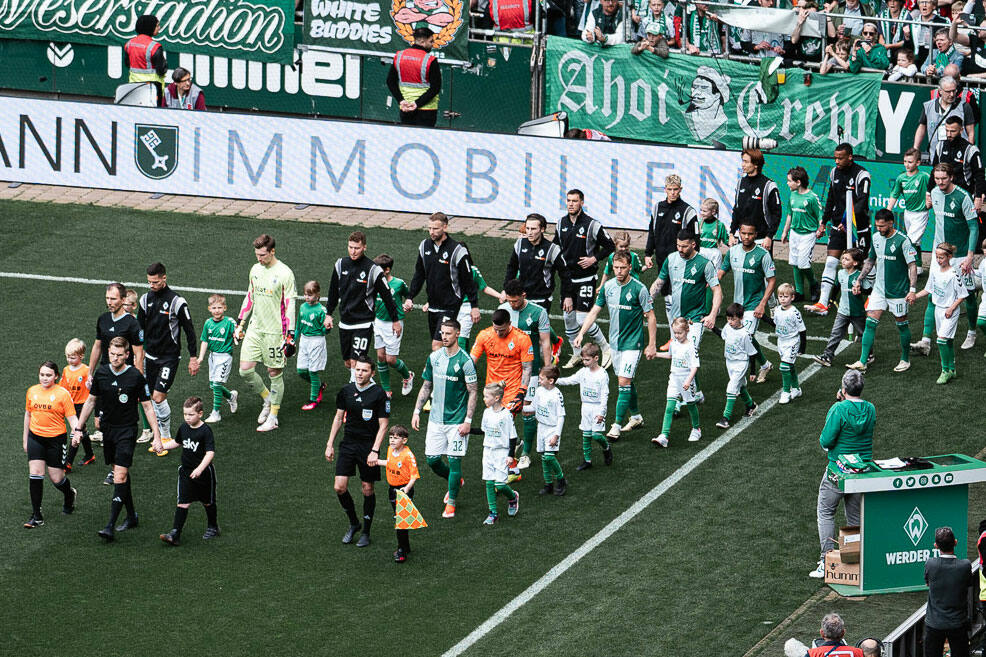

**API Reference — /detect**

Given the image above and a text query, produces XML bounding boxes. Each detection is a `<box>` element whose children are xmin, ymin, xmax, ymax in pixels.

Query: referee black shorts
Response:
<box><xmin>339</xmin><ymin>326</ymin><xmax>373</xmax><ymax>361</ymax></box>
<box><xmin>427</xmin><ymin>305</ymin><xmax>461</xmax><ymax>341</ymax></box>
<box><xmin>27</xmin><ymin>431</ymin><xmax>66</xmax><ymax>468</ymax></box>
<box><xmin>145</xmin><ymin>356</ymin><xmax>180</xmax><ymax>394</ymax></box>
<box><xmin>177</xmin><ymin>464</ymin><xmax>217</xmax><ymax>505</ymax></box>
<box><xmin>103</xmin><ymin>425</ymin><xmax>137</xmax><ymax>468</ymax></box>
<box><xmin>335</xmin><ymin>440</ymin><xmax>381</xmax><ymax>482</ymax></box>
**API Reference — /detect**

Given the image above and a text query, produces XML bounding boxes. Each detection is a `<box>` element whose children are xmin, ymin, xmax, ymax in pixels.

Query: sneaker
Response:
<box><xmin>80</xmin><ymin>455</ymin><xmax>96</xmax><ymax>466</ymax></box>
<box><xmin>910</xmin><ymin>339</ymin><xmax>931</xmax><ymax>356</ymax></box>
<box><xmin>507</xmin><ymin>492</ymin><xmax>520</xmax><ymax>517</ymax></box>
<box><xmin>442</xmin><ymin>503</ymin><xmax>456</xmax><ymax>518</ymax></box>
<box><xmin>808</xmin><ymin>559</ymin><xmax>825</xmax><ymax>578</ymax></box>
<box><xmin>603</xmin><ymin>446</ymin><xmax>614</xmax><ymax>466</ymax></box>
<box><xmin>148</xmin><ymin>443</ymin><xmax>157</xmax><ymax>453</ymax></box>
<box><xmin>401</xmin><ymin>371</ymin><xmax>414</xmax><ymax>396</ymax></box>
<box><xmin>443</xmin><ymin>479</ymin><xmax>465</xmax><ymax>504</ymax></box>
<box><xmin>554</xmin><ymin>478</ymin><xmax>567</xmax><ymax>496</ymax></box>
<box><xmin>687</xmin><ymin>428</ymin><xmax>702</xmax><ymax>442</ymax></box>
<box><xmin>23</xmin><ymin>514</ymin><xmax>44</xmax><ymax>529</ymax></box>
<box><xmin>779</xmin><ymin>391</ymin><xmax>791</xmax><ymax>404</ymax></box>
<box><xmin>962</xmin><ymin>331</ymin><xmax>977</xmax><ymax>350</ymax></box>
<box><xmin>257</xmin><ymin>399</ymin><xmax>272</xmax><ymax>424</ymax></box>
<box><xmin>755</xmin><ymin>361</ymin><xmax>772</xmax><ymax>383</ymax></box>
<box><xmin>659</xmin><ymin>339</ymin><xmax>672</xmax><ymax>352</ymax></box>
<box><xmin>715</xmin><ymin>417</ymin><xmax>730</xmax><ymax>429</ymax></box>
<box><xmin>600</xmin><ymin>347</ymin><xmax>613</xmax><ymax>369</ymax></box>
<box><xmin>866</xmin><ymin>354</ymin><xmax>876</xmax><ymax>365</ymax></box>
<box><xmin>804</xmin><ymin>301</ymin><xmax>829</xmax><ymax>316</ymax></box>
<box><xmin>790</xmin><ymin>388</ymin><xmax>803</xmax><ymax>401</ymax></box>
<box><xmin>744</xmin><ymin>403</ymin><xmax>758</xmax><ymax>417</ymax></box>
<box><xmin>606</xmin><ymin>423</ymin><xmax>622</xmax><ymax>440</ymax></box>
<box><xmin>62</xmin><ymin>487</ymin><xmax>77</xmax><ymax>515</ymax></box>
<box><xmin>91</xmin><ymin>430</ymin><xmax>103</xmax><ymax>443</ymax></box>
<box><xmin>517</xmin><ymin>454</ymin><xmax>531</xmax><ymax>469</ymax></box>
<box><xmin>506</xmin><ymin>473</ymin><xmax>522</xmax><ymax>484</ymax></box>
<box><xmin>202</xmin><ymin>526</ymin><xmax>221</xmax><ymax>540</ymax></box>
<box><xmin>356</xmin><ymin>533</ymin><xmax>371</xmax><ymax>547</ymax></box>
<box><xmin>621</xmin><ymin>415</ymin><xmax>645</xmax><ymax>432</ymax></box>
<box><xmin>301</xmin><ymin>401</ymin><xmax>318</xmax><ymax>411</ymax></box>
<box><xmin>936</xmin><ymin>370</ymin><xmax>955</xmax><ymax>384</ymax></box>
<box><xmin>813</xmin><ymin>355</ymin><xmax>832</xmax><ymax>367</ymax></box>
<box><xmin>137</xmin><ymin>429</ymin><xmax>153</xmax><ymax>444</ymax></box>
<box><xmin>893</xmin><ymin>360</ymin><xmax>911</xmax><ymax>373</ymax></box>
<box><xmin>394</xmin><ymin>548</ymin><xmax>408</xmax><ymax>562</ymax></box>
<box><xmin>102</xmin><ymin>472</ymin><xmax>114</xmax><ymax>486</ymax></box>
<box><xmin>342</xmin><ymin>524</ymin><xmax>361</xmax><ymax>544</ymax></box>
<box><xmin>115</xmin><ymin>515</ymin><xmax>139</xmax><ymax>532</ymax></box>
<box><xmin>227</xmin><ymin>390</ymin><xmax>238</xmax><ymax>413</ymax></box>
<box><xmin>576</xmin><ymin>460</ymin><xmax>593</xmax><ymax>471</ymax></box>
<box><xmin>160</xmin><ymin>529</ymin><xmax>181</xmax><ymax>546</ymax></box>
<box><xmin>256</xmin><ymin>415</ymin><xmax>279</xmax><ymax>432</ymax></box>
<box><xmin>483</xmin><ymin>514</ymin><xmax>498</xmax><ymax>526</ymax></box>
<box><xmin>538</xmin><ymin>483</ymin><xmax>554</xmax><ymax>495</ymax></box>
<box><xmin>97</xmin><ymin>524</ymin><xmax>114</xmax><ymax>542</ymax></box>
<box><xmin>845</xmin><ymin>360</ymin><xmax>867</xmax><ymax>372</ymax></box>
<box><xmin>316</xmin><ymin>382</ymin><xmax>326</xmax><ymax>403</ymax></box>
<box><xmin>562</xmin><ymin>353</ymin><xmax>581</xmax><ymax>369</ymax></box>
<box><xmin>204</xmin><ymin>411</ymin><xmax>222</xmax><ymax>423</ymax></box>
<box><xmin>651</xmin><ymin>434</ymin><xmax>669</xmax><ymax>448</ymax></box>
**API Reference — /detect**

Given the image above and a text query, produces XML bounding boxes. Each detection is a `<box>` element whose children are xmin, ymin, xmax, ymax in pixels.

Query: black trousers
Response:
<box><xmin>923</xmin><ymin>623</ymin><xmax>969</xmax><ymax>657</ymax></box>
<box><xmin>399</xmin><ymin>109</ymin><xmax>437</xmax><ymax>127</ymax></box>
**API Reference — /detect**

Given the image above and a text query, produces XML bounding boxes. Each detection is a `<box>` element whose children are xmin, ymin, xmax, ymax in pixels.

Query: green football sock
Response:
<box><xmin>780</xmin><ymin>362</ymin><xmax>793</xmax><ymax>392</ymax></box>
<box><xmin>522</xmin><ymin>414</ymin><xmax>537</xmax><ymax>456</ymax></box>
<box><xmin>447</xmin><ymin>456</ymin><xmax>462</xmax><ymax>504</ymax></box>
<box><xmin>545</xmin><ymin>452</ymin><xmax>563</xmax><ymax>479</ymax></box>
<box><xmin>209</xmin><ymin>382</ymin><xmax>224</xmax><ymax>412</ymax></box>
<box><xmin>495</xmin><ymin>483</ymin><xmax>516</xmax><ymax>500</ymax></box>
<box><xmin>662</xmin><ymin>397</ymin><xmax>677</xmax><ymax>434</ymax></box>
<box><xmin>297</xmin><ymin>368</ymin><xmax>310</xmax><ymax>383</ymax></box>
<box><xmin>377</xmin><ymin>360</ymin><xmax>391</xmax><ymax>393</ymax></box>
<box><xmin>139</xmin><ymin>403</ymin><xmax>150</xmax><ymax>430</ymax></box>
<box><xmin>686</xmin><ymin>401</ymin><xmax>700</xmax><ymax>429</ymax></box>
<box><xmin>394</xmin><ymin>359</ymin><xmax>410</xmax><ymax>379</ymax></box>
<box><xmin>751</xmin><ymin>336</ymin><xmax>766</xmax><ymax>367</ymax></box>
<box><xmin>426</xmin><ymin>455</ymin><xmax>449</xmax><ymax>479</ymax></box>
<box><xmin>801</xmin><ymin>266</ymin><xmax>816</xmax><ymax>288</ymax></box>
<box><xmin>541</xmin><ymin>454</ymin><xmax>554</xmax><ymax>484</ymax></box>
<box><xmin>629</xmin><ymin>383</ymin><xmax>640</xmax><ymax>415</ymax></box>
<box><xmin>582</xmin><ymin>431</ymin><xmax>593</xmax><ymax>461</ymax></box>
<box><xmin>967</xmin><ymin>296</ymin><xmax>979</xmax><ymax>333</ymax></box>
<box><xmin>268</xmin><ymin>372</ymin><xmax>284</xmax><ymax>409</ymax></box>
<box><xmin>239</xmin><ymin>366</ymin><xmax>270</xmax><ymax>399</ymax></box>
<box><xmin>895</xmin><ymin>320</ymin><xmax>911</xmax><ymax>363</ymax></box>
<box><xmin>740</xmin><ymin>386</ymin><xmax>754</xmax><ymax>407</ymax></box>
<box><xmin>923</xmin><ymin>304</ymin><xmax>935</xmax><ymax>340</ymax></box>
<box><xmin>615</xmin><ymin>385</ymin><xmax>632</xmax><ymax>425</ymax></box>
<box><xmin>937</xmin><ymin>338</ymin><xmax>952</xmax><ymax>372</ymax></box>
<box><xmin>789</xmin><ymin>362</ymin><xmax>800</xmax><ymax>388</ymax></box>
<box><xmin>593</xmin><ymin>432</ymin><xmax>609</xmax><ymax>449</ymax></box>
<box><xmin>308</xmin><ymin>371</ymin><xmax>321</xmax><ymax>402</ymax></box>
<box><xmin>723</xmin><ymin>394</ymin><xmax>737</xmax><ymax>420</ymax></box>
<box><xmin>793</xmin><ymin>268</ymin><xmax>805</xmax><ymax>295</ymax></box>
<box><xmin>859</xmin><ymin>317</ymin><xmax>879</xmax><ymax>363</ymax></box>
<box><xmin>485</xmin><ymin>480</ymin><xmax>498</xmax><ymax>514</ymax></box>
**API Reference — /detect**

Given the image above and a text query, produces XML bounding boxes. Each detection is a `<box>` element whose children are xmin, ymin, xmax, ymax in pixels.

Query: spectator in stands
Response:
<box><xmin>582</xmin><ymin>0</ymin><xmax>628</xmax><ymax>46</ymax></box>
<box><xmin>809</xmin><ymin>370</ymin><xmax>874</xmax><ymax>579</ymax></box>
<box><xmin>124</xmin><ymin>14</ymin><xmax>167</xmax><ymax>105</ymax></box>
<box><xmin>163</xmin><ymin>68</ymin><xmax>206</xmax><ymax>111</ymax></box>
<box><xmin>790</xmin><ymin>1</ymin><xmax>826</xmax><ymax>63</ymax></box>
<box><xmin>876</xmin><ymin>0</ymin><xmax>912</xmax><ymax>59</ymax></box>
<box><xmin>942</xmin><ymin>63</ymin><xmax>981</xmax><ymax>124</ymax></box>
<box><xmin>387</xmin><ymin>28</ymin><xmax>441</xmax><ymax>127</ymax></box>
<box><xmin>564</xmin><ymin>127</ymin><xmax>612</xmax><ymax>140</ymax></box>
<box><xmin>743</xmin><ymin>0</ymin><xmax>786</xmax><ymax>58</ymax></box>
<box><xmin>828</xmin><ymin>0</ymin><xmax>874</xmax><ymax>40</ymax></box>
<box><xmin>685</xmin><ymin>2</ymin><xmax>723</xmax><ymax>54</ymax></box>
<box><xmin>951</xmin><ymin>16</ymin><xmax>986</xmax><ymax>77</ymax></box>
<box><xmin>821</xmin><ymin>37</ymin><xmax>853</xmax><ymax>73</ymax></box>
<box><xmin>633</xmin><ymin>0</ymin><xmax>681</xmax><ymax>46</ymax></box>
<box><xmin>887</xmin><ymin>47</ymin><xmax>919</xmax><ymax>80</ymax></box>
<box><xmin>806</xmin><ymin>613</ymin><xmax>864</xmax><ymax>656</ymax></box>
<box><xmin>631</xmin><ymin>22</ymin><xmax>672</xmax><ymax>56</ymax></box>
<box><xmin>924</xmin><ymin>526</ymin><xmax>973</xmax><ymax>657</ymax></box>
<box><xmin>923</xmin><ymin>28</ymin><xmax>965</xmax><ymax>78</ymax></box>
<box><xmin>913</xmin><ymin>76</ymin><xmax>976</xmax><ymax>156</ymax></box>
<box><xmin>859</xmin><ymin>638</ymin><xmax>882</xmax><ymax>657</ymax></box>
<box><xmin>911</xmin><ymin>0</ymin><xmax>949</xmax><ymax>67</ymax></box>
<box><xmin>849</xmin><ymin>22</ymin><xmax>891</xmax><ymax>72</ymax></box>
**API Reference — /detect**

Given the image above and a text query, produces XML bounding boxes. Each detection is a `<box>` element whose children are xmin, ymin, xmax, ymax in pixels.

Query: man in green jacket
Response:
<box><xmin>849</xmin><ymin>22</ymin><xmax>890</xmax><ymax>73</ymax></box>
<box><xmin>809</xmin><ymin>369</ymin><xmax>876</xmax><ymax>578</ymax></box>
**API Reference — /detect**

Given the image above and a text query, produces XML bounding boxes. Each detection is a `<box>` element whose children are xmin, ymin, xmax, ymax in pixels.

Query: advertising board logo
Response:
<box><xmin>46</xmin><ymin>42</ymin><xmax>74</xmax><ymax>67</ymax></box>
<box><xmin>904</xmin><ymin>507</ymin><xmax>929</xmax><ymax>546</ymax></box>
<box><xmin>135</xmin><ymin>125</ymin><xmax>178</xmax><ymax>179</ymax></box>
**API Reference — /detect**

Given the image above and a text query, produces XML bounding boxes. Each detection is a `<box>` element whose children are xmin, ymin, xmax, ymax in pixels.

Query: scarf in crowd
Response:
<box><xmin>592</xmin><ymin>3</ymin><xmax>624</xmax><ymax>34</ymax></box>
<box><xmin>688</xmin><ymin>11</ymin><xmax>722</xmax><ymax>52</ymax></box>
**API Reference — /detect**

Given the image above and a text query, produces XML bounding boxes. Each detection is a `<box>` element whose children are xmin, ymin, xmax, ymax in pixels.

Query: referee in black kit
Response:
<box><xmin>73</xmin><ymin>337</ymin><xmax>160</xmax><ymax>542</ymax></box>
<box><xmin>324</xmin><ymin>358</ymin><xmax>390</xmax><ymax>548</ymax></box>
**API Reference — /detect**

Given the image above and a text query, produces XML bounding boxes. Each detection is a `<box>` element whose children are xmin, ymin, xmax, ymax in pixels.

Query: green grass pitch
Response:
<box><xmin>0</xmin><ymin>199</ymin><xmax>981</xmax><ymax>656</ymax></box>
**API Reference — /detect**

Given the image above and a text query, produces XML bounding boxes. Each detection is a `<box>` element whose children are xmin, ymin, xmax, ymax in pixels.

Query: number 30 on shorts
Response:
<box><xmin>352</xmin><ymin>336</ymin><xmax>368</xmax><ymax>351</ymax></box>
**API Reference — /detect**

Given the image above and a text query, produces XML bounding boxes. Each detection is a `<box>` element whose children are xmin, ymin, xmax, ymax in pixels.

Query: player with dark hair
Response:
<box><xmin>325</xmin><ymin>358</ymin><xmax>390</xmax><ymax>548</ymax></box>
<box><xmin>504</xmin><ymin>213</ymin><xmax>572</xmax><ymax>311</ymax></box>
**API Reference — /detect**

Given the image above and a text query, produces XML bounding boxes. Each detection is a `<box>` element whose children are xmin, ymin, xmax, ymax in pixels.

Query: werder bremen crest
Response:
<box><xmin>135</xmin><ymin>124</ymin><xmax>178</xmax><ymax>179</ymax></box>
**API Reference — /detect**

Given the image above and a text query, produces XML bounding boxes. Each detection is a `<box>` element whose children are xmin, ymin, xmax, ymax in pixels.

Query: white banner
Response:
<box><xmin>0</xmin><ymin>97</ymin><xmax>744</xmax><ymax>230</ymax></box>
<box><xmin>713</xmin><ymin>6</ymin><xmax>823</xmax><ymax>38</ymax></box>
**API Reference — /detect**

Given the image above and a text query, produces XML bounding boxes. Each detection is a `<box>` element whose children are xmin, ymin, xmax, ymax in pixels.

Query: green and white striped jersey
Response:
<box><xmin>659</xmin><ymin>253</ymin><xmax>719</xmax><ymax>322</ymax></box>
<box><xmin>720</xmin><ymin>244</ymin><xmax>775</xmax><ymax>310</ymax></box>
<box><xmin>422</xmin><ymin>347</ymin><xmax>477</xmax><ymax>425</ymax></box>
<box><xmin>931</xmin><ymin>185</ymin><xmax>978</xmax><ymax>254</ymax></box>
<box><xmin>868</xmin><ymin>230</ymin><xmax>915</xmax><ymax>298</ymax></box>
<box><xmin>500</xmin><ymin>301</ymin><xmax>551</xmax><ymax>370</ymax></box>
<box><xmin>595</xmin><ymin>277</ymin><xmax>653</xmax><ymax>350</ymax></box>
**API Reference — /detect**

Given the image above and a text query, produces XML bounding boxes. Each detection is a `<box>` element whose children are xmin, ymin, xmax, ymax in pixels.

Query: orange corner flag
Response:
<box><xmin>395</xmin><ymin>490</ymin><xmax>428</xmax><ymax>530</ymax></box>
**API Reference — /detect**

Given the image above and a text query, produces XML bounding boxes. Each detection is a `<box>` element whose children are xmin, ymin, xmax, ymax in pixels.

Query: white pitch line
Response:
<box><xmin>441</xmin><ymin>340</ymin><xmax>850</xmax><ymax>657</ymax></box>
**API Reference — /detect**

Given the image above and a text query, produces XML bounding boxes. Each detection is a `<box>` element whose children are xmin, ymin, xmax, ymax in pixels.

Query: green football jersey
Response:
<box><xmin>787</xmin><ymin>189</ymin><xmax>823</xmax><ymax>234</ymax></box>
<box><xmin>595</xmin><ymin>277</ymin><xmax>653</xmax><ymax>350</ymax></box>
<box><xmin>297</xmin><ymin>302</ymin><xmax>328</xmax><ymax>337</ymax></box>
<box><xmin>200</xmin><ymin>316</ymin><xmax>237</xmax><ymax>354</ymax></box>
<box><xmin>931</xmin><ymin>185</ymin><xmax>978</xmax><ymax>254</ymax></box>
<box><xmin>422</xmin><ymin>347</ymin><xmax>478</xmax><ymax>425</ymax></box>
<box><xmin>500</xmin><ymin>301</ymin><xmax>551</xmax><ymax>370</ymax></box>
<box><xmin>868</xmin><ymin>230</ymin><xmax>915</xmax><ymax>298</ymax></box>
<box><xmin>375</xmin><ymin>277</ymin><xmax>408</xmax><ymax>321</ymax></box>
<box><xmin>660</xmin><ymin>253</ymin><xmax>719</xmax><ymax>321</ymax></box>
<box><xmin>836</xmin><ymin>269</ymin><xmax>865</xmax><ymax>317</ymax></box>
<box><xmin>720</xmin><ymin>244</ymin><xmax>776</xmax><ymax>310</ymax></box>
<box><xmin>603</xmin><ymin>251</ymin><xmax>644</xmax><ymax>280</ymax></box>
<box><xmin>889</xmin><ymin>170</ymin><xmax>931</xmax><ymax>213</ymax></box>
<box><xmin>699</xmin><ymin>219</ymin><xmax>729</xmax><ymax>249</ymax></box>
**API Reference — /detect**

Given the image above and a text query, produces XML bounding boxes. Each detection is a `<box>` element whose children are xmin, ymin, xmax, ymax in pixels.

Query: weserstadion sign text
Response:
<box><xmin>0</xmin><ymin>97</ymin><xmax>745</xmax><ymax>228</ymax></box>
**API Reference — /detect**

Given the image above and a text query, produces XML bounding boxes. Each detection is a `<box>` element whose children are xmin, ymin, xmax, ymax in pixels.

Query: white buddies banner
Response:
<box><xmin>0</xmin><ymin>97</ymin><xmax>744</xmax><ymax>229</ymax></box>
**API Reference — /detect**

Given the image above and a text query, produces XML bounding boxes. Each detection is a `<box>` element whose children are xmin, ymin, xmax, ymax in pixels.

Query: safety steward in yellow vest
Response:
<box><xmin>387</xmin><ymin>27</ymin><xmax>442</xmax><ymax>127</ymax></box>
<box><xmin>124</xmin><ymin>14</ymin><xmax>167</xmax><ymax>105</ymax></box>
<box><xmin>488</xmin><ymin>0</ymin><xmax>533</xmax><ymax>43</ymax></box>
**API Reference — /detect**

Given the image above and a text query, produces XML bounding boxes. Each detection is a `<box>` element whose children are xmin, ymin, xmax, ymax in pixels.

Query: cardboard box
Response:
<box><xmin>839</xmin><ymin>526</ymin><xmax>861</xmax><ymax>564</ymax></box>
<box><xmin>825</xmin><ymin>550</ymin><xmax>860</xmax><ymax>586</ymax></box>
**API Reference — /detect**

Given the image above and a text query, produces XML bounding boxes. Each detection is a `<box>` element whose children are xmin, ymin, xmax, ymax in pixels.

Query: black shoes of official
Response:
<box><xmin>202</xmin><ymin>526</ymin><xmax>221</xmax><ymax>540</ymax></box>
<box><xmin>539</xmin><ymin>483</ymin><xmax>554</xmax><ymax>495</ymax></box>
<box><xmin>23</xmin><ymin>514</ymin><xmax>44</xmax><ymax>529</ymax></box>
<box><xmin>115</xmin><ymin>515</ymin><xmax>139</xmax><ymax>532</ymax></box>
<box><xmin>356</xmin><ymin>533</ymin><xmax>371</xmax><ymax>548</ymax></box>
<box><xmin>342</xmin><ymin>524</ymin><xmax>361</xmax><ymax>544</ymax></box>
<box><xmin>98</xmin><ymin>524</ymin><xmax>115</xmax><ymax>541</ymax></box>
<box><xmin>160</xmin><ymin>529</ymin><xmax>181</xmax><ymax>546</ymax></box>
<box><xmin>603</xmin><ymin>447</ymin><xmax>614</xmax><ymax>466</ymax></box>
<box><xmin>576</xmin><ymin>460</ymin><xmax>592</xmax><ymax>471</ymax></box>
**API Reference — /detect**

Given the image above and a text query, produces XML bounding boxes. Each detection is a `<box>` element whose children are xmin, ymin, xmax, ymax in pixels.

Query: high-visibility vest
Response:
<box><xmin>393</xmin><ymin>47</ymin><xmax>438</xmax><ymax>110</ymax></box>
<box><xmin>164</xmin><ymin>83</ymin><xmax>203</xmax><ymax>110</ymax></box>
<box><xmin>490</xmin><ymin>0</ymin><xmax>532</xmax><ymax>31</ymax></box>
<box><xmin>125</xmin><ymin>34</ymin><xmax>165</xmax><ymax>88</ymax></box>
<box><xmin>978</xmin><ymin>530</ymin><xmax>986</xmax><ymax>601</ymax></box>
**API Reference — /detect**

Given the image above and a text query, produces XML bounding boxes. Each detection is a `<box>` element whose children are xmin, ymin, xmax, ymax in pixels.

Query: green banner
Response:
<box><xmin>546</xmin><ymin>37</ymin><xmax>881</xmax><ymax>160</ymax></box>
<box><xmin>303</xmin><ymin>0</ymin><xmax>468</xmax><ymax>62</ymax></box>
<box><xmin>0</xmin><ymin>0</ymin><xmax>295</xmax><ymax>63</ymax></box>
